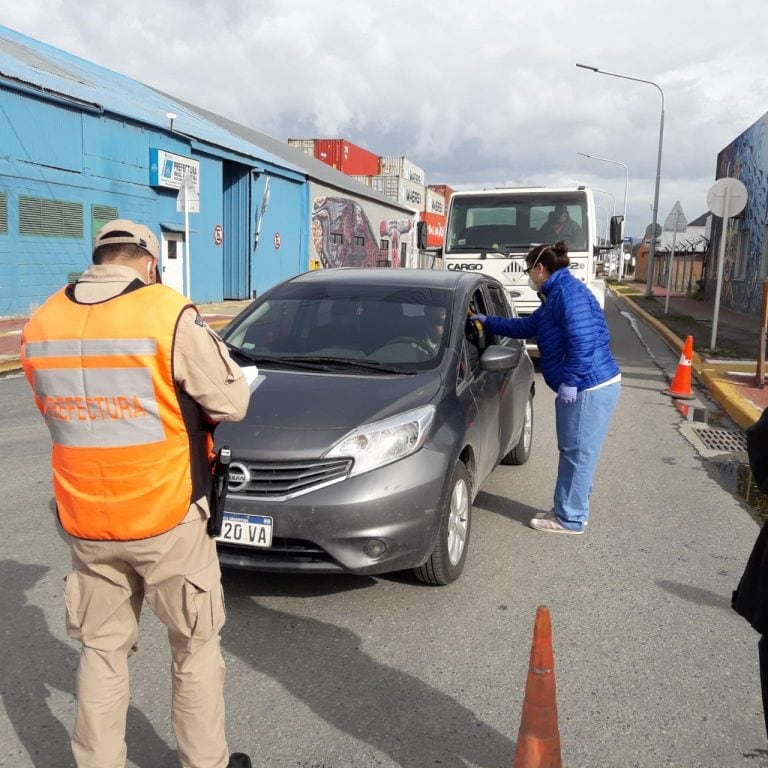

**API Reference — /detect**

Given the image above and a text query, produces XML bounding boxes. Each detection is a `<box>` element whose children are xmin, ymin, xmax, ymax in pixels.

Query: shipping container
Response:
<box><xmin>370</xmin><ymin>175</ymin><xmax>426</xmax><ymax>212</ymax></box>
<box><xmin>349</xmin><ymin>175</ymin><xmax>373</xmax><ymax>185</ymax></box>
<box><xmin>379</xmin><ymin>156</ymin><xmax>426</xmax><ymax>185</ymax></box>
<box><xmin>419</xmin><ymin>211</ymin><xmax>446</xmax><ymax>248</ymax></box>
<box><xmin>428</xmin><ymin>184</ymin><xmax>454</xmax><ymax>207</ymax></box>
<box><xmin>425</xmin><ymin>188</ymin><xmax>446</xmax><ymax>216</ymax></box>
<box><xmin>313</xmin><ymin>139</ymin><xmax>380</xmax><ymax>175</ymax></box>
<box><xmin>287</xmin><ymin>138</ymin><xmax>315</xmax><ymax>156</ymax></box>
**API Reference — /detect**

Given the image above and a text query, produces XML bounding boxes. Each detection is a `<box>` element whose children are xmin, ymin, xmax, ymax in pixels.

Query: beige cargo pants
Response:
<box><xmin>64</xmin><ymin>513</ymin><xmax>228</xmax><ymax>768</ymax></box>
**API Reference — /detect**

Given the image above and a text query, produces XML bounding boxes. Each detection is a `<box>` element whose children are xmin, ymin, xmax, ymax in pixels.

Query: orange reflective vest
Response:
<box><xmin>21</xmin><ymin>281</ymin><xmax>212</xmax><ymax>540</ymax></box>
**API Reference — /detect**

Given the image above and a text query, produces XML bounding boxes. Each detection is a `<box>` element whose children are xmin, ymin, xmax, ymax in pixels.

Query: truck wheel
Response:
<box><xmin>415</xmin><ymin>461</ymin><xmax>472</xmax><ymax>586</ymax></box>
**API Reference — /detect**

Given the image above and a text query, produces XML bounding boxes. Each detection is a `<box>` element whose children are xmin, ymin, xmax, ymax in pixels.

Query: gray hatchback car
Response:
<box><xmin>214</xmin><ymin>268</ymin><xmax>535</xmax><ymax>585</ymax></box>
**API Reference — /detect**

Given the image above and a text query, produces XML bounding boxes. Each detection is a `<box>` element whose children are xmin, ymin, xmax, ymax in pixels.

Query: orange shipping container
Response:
<box><xmin>314</xmin><ymin>139</ymin><xmax>380</xmax><ymax>175</ymax></box>
<box><xmin>419</xmin><ymin>211</ymin><xmax>446</xmax><ymax>248</ymax></box>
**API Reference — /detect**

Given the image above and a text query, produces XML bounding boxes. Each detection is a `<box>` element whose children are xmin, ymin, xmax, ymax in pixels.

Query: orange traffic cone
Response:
<box><xmin>513</xmin><ymin>606</ymin><xmax>562</xmax><ymax>768</ymax></box>
<box><xmin>662</xmin><ymin>335</ymin><xmax>695</xmax><ymax>400</ymax></box>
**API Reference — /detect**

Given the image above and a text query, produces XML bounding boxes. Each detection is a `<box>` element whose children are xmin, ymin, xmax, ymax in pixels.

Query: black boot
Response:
<box><xmin>227</xmin><ymin>754</ymin><xmax>252</xmax><ymax>768</ymax></box>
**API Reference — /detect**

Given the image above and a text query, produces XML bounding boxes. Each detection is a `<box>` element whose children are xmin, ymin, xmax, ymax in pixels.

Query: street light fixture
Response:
<box><xmin>577</xmin><ymin>152</ymin><xmax>630</xmax><ymax>280</ymax></box>
<box><xmin>576</xmin><ymin>63</ymin><xmax>665</xmax><ymax>297</ymax></box>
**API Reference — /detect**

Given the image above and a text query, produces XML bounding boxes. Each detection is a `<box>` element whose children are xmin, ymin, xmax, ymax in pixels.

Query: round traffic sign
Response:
<box><xmin>707</xmin><ymin>177</ymin><xmax>747</xmax><ymax>218</ymax></box>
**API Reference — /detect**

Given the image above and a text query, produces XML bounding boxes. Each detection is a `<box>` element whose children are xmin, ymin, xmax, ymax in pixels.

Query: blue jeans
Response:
<box><xmin>553</xmin><ymin>381</ymin><xmax>620</xmax><ymax>531</ymax></box>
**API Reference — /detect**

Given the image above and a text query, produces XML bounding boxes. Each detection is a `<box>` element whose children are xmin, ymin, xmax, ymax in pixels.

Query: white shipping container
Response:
<box><xmin>378</xmin><ymin>156</ymin><xmax>426</xmax><ymax>185</ymax></box>
<box><xmin>370</xmin><ymin>175</ymin><xmax>426</xmax><ymax>212</ymax></box>
<box><xmin>349</xmin><ymin>175</ymin><xmax>372</xmax><ymax>185</ymax></box>
<box><xmin>287</xmin><ymin>139</ymin><xmax>315</xmax><ymax>156</ymax></box>
<box><xmin>425</xmin><ymin>188</ymin><xmax>446</xmax><ymax>216</ymax></box>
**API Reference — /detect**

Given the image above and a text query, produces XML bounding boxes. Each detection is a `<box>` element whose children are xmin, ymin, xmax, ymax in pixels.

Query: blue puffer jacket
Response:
<box><xmin>483</xmin><ymin>268</ymin><xmax>620</xmax><ymax>393</ymax></box>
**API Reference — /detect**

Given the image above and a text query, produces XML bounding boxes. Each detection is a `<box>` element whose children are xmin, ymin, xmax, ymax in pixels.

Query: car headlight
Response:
<box><xmin>325</xmin><ymin>405</ymin><xmax>436</xmax><ymax>477</ymax></box>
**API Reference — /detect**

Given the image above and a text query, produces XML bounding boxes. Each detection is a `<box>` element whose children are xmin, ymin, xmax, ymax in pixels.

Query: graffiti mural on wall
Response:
<box><xmin>311</xmin><ymin>197</ymin><xmax>412</xmax><ymax>269</ymax></box>
<box><xmin>715</xmin><ymin>112</ymin><xmax>768</xmax><ymax>314</ymax></box>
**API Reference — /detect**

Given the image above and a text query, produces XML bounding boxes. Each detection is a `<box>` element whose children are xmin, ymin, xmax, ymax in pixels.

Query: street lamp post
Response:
<box><xmin>577</xmin><ymin>152</ymin><xmax>630</xmax><ymax>280</ymax></box>
<box><xmin>576</xmin><ymin>63</ymin><xmax>665</xmax><ymax>298</ymax></box>
<box><xmin>591</xmin><ymin>188</ymin><xmax>616</xmax><ymax>272</ymax></box>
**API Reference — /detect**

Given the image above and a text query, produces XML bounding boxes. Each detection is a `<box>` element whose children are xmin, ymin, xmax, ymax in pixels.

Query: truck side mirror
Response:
<box><xmin>416</xmin><ymin>221</ymin><xmax>427</xmax><ymax>251</ymax></box>
<box><xmin>609</xmin><ymin>215</ymin><xmax>624</xmax><ymax>245</ymax></box>
<box><xmin>416</xmin><ymin>220</ymin><xmax>428</xmax><ymax>250</ymax></box>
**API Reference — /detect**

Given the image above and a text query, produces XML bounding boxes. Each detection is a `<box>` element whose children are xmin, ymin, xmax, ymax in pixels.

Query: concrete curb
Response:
<box><xmin>609</xmin><ymin>286</ymin><xmax>761</xmax><ymax>429</ymax></box>
<box><xmin>0</xmin><ymin>357</ymin><xmax>20</xmax><ymax>375</ymax></box>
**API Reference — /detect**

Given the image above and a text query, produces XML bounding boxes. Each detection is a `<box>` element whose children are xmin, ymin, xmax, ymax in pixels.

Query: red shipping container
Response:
<box><xmin>419</xmin><ymin>211</ymin><xmax>446</xmax><ymax>248</ymax></box>
<box><xmin>314</xmin><ymin>139</ymin><xmax>380</xmax><ymax>175</ymax></box>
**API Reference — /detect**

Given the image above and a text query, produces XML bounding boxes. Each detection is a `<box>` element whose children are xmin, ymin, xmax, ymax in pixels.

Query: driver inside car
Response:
<box><xmin>424</xmin><ymin>305</ymin><xmax>447</xmax><ymax>352</ymax></box>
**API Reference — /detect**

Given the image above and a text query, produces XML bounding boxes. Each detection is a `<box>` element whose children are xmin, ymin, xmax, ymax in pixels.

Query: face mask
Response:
<box><xmin>528</xmin><ymin>277</ymin><xmax>538</xmax><ymax>292</ymax></box>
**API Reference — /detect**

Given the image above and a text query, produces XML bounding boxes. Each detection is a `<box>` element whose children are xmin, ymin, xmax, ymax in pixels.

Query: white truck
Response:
<box><xmin>440</xmin><ymin>186</ymin><xmax>606</xmax><ymax>314</ymax></box>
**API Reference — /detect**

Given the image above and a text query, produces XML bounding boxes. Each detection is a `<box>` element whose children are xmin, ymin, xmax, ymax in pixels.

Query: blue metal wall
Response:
<box><xmin>0</xmin><ymin>84</ymin><xmax>313</xmax><ymax>314</ymax></box>
<box><xmin>250</xmin><ymin>172</ymin><xmax>308</xmax><ymax>297</ymax></box>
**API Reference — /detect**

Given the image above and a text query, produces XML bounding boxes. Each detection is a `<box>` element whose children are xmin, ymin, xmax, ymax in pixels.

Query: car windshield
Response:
<box><xmin>224</xmin><ymin>283</ymin><xmax>453</xmax><ymax>372</ymax></box>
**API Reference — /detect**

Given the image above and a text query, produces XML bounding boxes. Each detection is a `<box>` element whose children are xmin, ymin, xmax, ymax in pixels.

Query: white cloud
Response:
<box><xmin>3</xmin><ymin>0</ymin><xmax>768</xmax><ymax>237</ymax></box>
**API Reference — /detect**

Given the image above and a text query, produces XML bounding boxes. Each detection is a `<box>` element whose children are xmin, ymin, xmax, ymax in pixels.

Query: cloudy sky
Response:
<box><xmin>5</xmin><ymin>1</ymin><xmax>768</xmax><ymax>239</ymax></box>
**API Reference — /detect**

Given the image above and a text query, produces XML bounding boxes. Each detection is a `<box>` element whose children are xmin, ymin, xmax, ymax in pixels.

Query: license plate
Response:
<box><xmin>216</xmin><ymin>512</ymin><xmax>273</xmax><ymax>548</ymax></box>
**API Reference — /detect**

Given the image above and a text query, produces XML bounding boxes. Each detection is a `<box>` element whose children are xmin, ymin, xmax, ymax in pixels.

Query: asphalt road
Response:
<box><xmin>0</xmin><ymin>293</ymin><xmax>765</xmax><ymax>767</ymax></box>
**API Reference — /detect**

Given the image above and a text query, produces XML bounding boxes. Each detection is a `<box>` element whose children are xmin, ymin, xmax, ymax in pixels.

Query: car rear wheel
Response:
<box><xmin>414</xmin><ymin>461</ymin><xmax>472</xmax><ymax>585</ymax></box>
<box><xmin>500</xmin><ymin>389</ymin><xmax>533</xmax><ymax>465</ymax></box>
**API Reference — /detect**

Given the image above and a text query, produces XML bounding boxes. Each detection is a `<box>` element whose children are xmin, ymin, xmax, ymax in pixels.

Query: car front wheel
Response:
<box><xmin>414</xmin><ymin>461</ymin><xmax>472</xmax><ymax>586</ymax></box>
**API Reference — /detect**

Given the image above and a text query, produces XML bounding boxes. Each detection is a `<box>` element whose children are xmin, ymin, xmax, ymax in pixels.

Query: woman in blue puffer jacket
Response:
<box><xmin>474</xmin><ymin>240</ymin><xmax>621</xmax><ymax>535</ymax></box>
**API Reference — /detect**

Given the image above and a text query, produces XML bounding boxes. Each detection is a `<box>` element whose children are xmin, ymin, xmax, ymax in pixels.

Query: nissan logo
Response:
<box><xmin>447</xmin><ymin>263</ymin><xmax>484</xmax><ymax>271</ymax></box>
<box><xmin>227</xmin><ymin>462</ymin><xmax>251</xmax><ymax>493</ymax></box>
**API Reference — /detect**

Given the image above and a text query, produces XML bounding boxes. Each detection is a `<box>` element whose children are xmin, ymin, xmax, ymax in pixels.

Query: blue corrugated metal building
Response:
<box><xmin>0</xmin><ymin>25</ymin><xmax>414</xmax><ymax>316</ymax></box>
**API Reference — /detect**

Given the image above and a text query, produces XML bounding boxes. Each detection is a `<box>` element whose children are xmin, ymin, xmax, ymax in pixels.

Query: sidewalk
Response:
<box><xmin>2</xmin><ymin>287</ymin><xmax>767</xmax><ymax>429</ymax></box>
<box><xmin>0</xmin><ymin>300</ymin><xmax>252</xmax><ymax>374</ymax></box>
<box><xmin>614</xmin><ymin>280</ymin><xmax>768</xmax><ymax>429</ymax></box>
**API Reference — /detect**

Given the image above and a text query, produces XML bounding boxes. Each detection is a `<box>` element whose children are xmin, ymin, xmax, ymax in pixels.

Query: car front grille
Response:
<box><xmin>228</xmin><ymin>457</ymin><xmax>353</xmax><ymax>501</ymax></box>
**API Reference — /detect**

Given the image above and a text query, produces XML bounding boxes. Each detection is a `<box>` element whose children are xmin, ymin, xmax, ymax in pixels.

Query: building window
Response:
<box><xmin>380</xmin><ymin>238</ymin><xmax>389</xmax><ymax>250</ymax></box>
<box><xmin>91</xmin><ymin>204</ymin><xmax>119</xmax><ymax>248</ymax></box>
<box><xmin>19</xmin><ymin>196</ymin><xmax>84</xmax><ymax>238</ymax></box>
<box><xmin>401</xmin><ymin>242</ymin><xmax>407</xmax><ymax>262</ymax></box>
<box><xmin>330</xmin><ymin>232</ymin><xmax>343</xmax><ymax>245</ymax></box>
<box><xmin>354</xmin><ymin>235</ymin><xmax>365</xmax><ymax>247</ymax></box>
<box><xmin>0</xmin><ymin>192</ymin><xmax>7</xmax><ymax>234</ymax></box>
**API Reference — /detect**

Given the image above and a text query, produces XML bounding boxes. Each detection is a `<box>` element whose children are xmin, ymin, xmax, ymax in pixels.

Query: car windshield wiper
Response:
<box><xmin>223</xmin><ymin>344</ymin><xmax>414</xmax><ymax>374</ymax></box>
<box><xmin>279</xmin><ymin>356</ymin><xmax>416</xmax><ymax>375</ymax></box>
<box><xmin>223</xmin><ymin>344</ymin><xmax>329</xmax><ymax>371</ymax></box>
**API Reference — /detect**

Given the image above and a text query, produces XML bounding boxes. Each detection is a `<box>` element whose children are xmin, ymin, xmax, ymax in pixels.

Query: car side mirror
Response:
<box><xmin>480</xmin><ymin>344</ymin><xmax>521</xmax><ymax>370</ymax></box>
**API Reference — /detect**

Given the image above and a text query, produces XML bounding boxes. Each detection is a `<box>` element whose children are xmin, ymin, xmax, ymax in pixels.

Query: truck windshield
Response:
<box><xmin>445</xmin><ymin>192</ymin><xmax>588</xmax><ymax>253</ymax></box>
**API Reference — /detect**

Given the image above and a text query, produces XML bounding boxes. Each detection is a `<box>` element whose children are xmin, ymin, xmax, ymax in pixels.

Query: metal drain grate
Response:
<box><xmin>692</xmin><ymin>427</ymin><xmax>748</xmax><ymax>453</ymax></box>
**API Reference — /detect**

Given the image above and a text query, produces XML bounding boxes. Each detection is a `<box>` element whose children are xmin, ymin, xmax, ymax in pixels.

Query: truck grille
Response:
<box><xmin>228</xmin><ymin>457</ymin><xmax>353</xmax><ymax>501</ymax></box>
